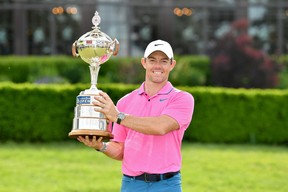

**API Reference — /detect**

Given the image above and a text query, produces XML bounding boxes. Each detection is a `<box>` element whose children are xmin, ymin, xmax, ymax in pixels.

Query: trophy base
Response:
<box><xmin>68</xmin><ymin>129</ymin><xmax>113</xmax><ymax>141</ymax></box>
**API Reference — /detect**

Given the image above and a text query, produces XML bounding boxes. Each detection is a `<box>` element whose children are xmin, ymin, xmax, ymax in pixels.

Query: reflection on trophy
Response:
<box><xmin>69</xmin><ymin>11</ymin><xmax>119</xmax><ymax>140</ymax></box>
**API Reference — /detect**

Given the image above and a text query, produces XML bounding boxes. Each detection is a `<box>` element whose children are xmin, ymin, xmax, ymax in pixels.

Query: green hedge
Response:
<box><xmin>170</xmin><ymin>55</ymin><xmax>210</xmax><ymax>86</ymax></box>
<box><xmin>0</xmin><ymin>83</ymin><xmax>287</xmax><ymax>144</ymax></box>
<box><xmin>0</xmin><ymin>56</ymin><xmax>144</xmax><ymax>84</ymax></box>
<box><xmin>0</xmin><ymin>83</ymin><xmax>136</xmax><ymax>142</ymax></box>
<box><xmin>278</xmin><ymin>55</ymin><xmax>288</xmax><ymax>89</ymax></box>
<box><xmin>2</xmin><ymin>55</ymin><xmax>288</xmax><ymax>88</ymax></box>
<box><xmin>188</xmin><ymin>86</ymin><xmax>288</xmax><ymax>144</ymax></box>
<box><xmin>0</xmin><ymin>56</ymin><xmax>209</xmax><ymax>86</ymax></box>
<box><xmin>0</xmin><ymin>56</ymin><xmax>85</xmax><ymax>83</ymax></box>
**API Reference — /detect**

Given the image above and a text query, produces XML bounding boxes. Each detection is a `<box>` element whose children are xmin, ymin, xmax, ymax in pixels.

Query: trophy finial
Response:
<box><xmin>92</xmin><ymin>11</ymin><xmax>101</xmax><ymax>27</ymax></box>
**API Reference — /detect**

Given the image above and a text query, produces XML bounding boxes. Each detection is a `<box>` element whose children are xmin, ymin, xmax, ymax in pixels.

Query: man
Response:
<box><xmin>78</xmin><ymin>39</ymin><xmax>194</xmax><ymax>192</ymax></box>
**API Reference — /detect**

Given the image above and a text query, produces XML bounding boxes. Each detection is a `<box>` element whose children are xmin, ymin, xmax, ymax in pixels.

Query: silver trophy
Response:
<box><xmin>69</xmin><ymin>11</ymin><xmax>119</xmax><ymax>140</ymax></box>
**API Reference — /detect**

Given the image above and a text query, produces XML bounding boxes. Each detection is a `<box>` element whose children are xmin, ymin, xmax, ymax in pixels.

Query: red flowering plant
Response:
<box><xmin>209</xmin><ymin>18</ymin><xmax>279</xmax><ymax>88</ymax></box>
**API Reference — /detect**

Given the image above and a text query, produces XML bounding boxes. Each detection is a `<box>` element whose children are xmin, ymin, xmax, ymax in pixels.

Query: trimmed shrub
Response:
<box><xmin>170</xmin><ymin>55</ymin><xmax>210</xmax><ymax>86</ymax></box>
<box><xmin>0</xmin><ymin>83</ymin><xmax>287</xmax><ymax>144</ymax></box>
<box><xmin>187</xmin><ymin>86</ymin><xmax>288</xmax><ymax>144</ymax></box>
<box><xmin>278</xmin><ymin>55</ymin><xmax>288</xmax><ymax>89</ymax></box>
<box><xmin>0</xmin><ymin>55</ymin><xmax>209</xmax><ymax>86</ymax></box>
<box><xmin>0</xmin><ymin>56</ymin><xmax>144</xmax><ymax>85</ymax></box>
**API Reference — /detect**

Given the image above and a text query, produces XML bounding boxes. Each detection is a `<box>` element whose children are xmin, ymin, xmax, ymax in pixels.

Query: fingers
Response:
<box><xmin>77</xmin><ymin>136</ymin><xmax>85</xmax><ymax>142</ymax></box>
<box><xmin>92</xmin><ymin>92</ymin><xmax>118</xmax><ymax>122</ymax></box>
<box><xmin>77</xmin><ymin>136</ymin><xmax>103</xmax><ymax>149</ymax></box>
<box><xmin>93</xmin><ymin>92</ymin><xmax>113</xmax><ymax>112</ymax></box>
<box><xmin>99</xmin><ymin>92</ymin><xmax>110</xmax><ymax>101</ymax></box>
<box><xmin>92</xmin><ymin>100</ymin><xmax>105</xmax><ymax>108</ymax></box>
<box><xmin>93</xmin><ymin>92</ymin><xmax>110</xmax><ymax>108</ymax></box>
<box><xmin>94</xmin><ymin>95</ymin><xmax>105</xmax><ymax>103</ymax></box>
<box><xmin>93</xmin><ymin>92</ymin><xmax>106</xmax><ymax>102</ymax></box>
<box><xmin>97</xmin><ymin>136</ymin><xmax>103</xmax><ymax>142</ymax></box>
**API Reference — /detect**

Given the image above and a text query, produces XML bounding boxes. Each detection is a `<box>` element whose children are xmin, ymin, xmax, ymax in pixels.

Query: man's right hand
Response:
<box><xmin>77</xmin><ymin>136</ymin><xmax>103</xmax><ymax>150</ymax></box>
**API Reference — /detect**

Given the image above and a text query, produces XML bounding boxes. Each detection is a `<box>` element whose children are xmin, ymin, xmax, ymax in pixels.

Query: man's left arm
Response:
<box><xmin>118</xmin><ymin>114</ymin><xmax>179</xmax><ymax>135</ymax></box>
<box><xmin>93</xmin><ymin>91</ymin><xmax>194</xmax><ymax>135</ymax></box>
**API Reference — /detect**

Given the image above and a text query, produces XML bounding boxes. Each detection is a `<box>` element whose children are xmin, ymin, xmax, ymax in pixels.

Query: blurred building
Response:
<box><xmin>0</xmin><ymin>0</ymin><xmax>288</xmax><ymax>56</ymax></box>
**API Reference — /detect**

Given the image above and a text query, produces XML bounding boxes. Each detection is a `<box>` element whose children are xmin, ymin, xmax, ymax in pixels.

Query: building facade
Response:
<box><xmin>0</xmin><ymin>0</ymin><xmax>288</xmax><ymax>56</ymax></box>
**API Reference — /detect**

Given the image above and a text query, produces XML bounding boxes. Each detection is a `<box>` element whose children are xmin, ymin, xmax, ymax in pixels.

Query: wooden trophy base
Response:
<box><xmin>68</xmin><ymin>129</ymin><xmax>113</xmax><ymax>141</ymax></box>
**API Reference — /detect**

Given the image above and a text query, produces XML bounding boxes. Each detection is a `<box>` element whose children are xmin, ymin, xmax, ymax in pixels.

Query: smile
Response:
<box><xmin>153</xmin><ymin>71</ymin><xmax>163</xmax><ymax>74</ymax></box>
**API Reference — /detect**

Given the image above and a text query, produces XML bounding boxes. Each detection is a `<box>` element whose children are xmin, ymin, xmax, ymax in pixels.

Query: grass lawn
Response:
<box><xmin>0</xmin><ymin>142</ymin><xmax>287</xmax><ymax>192</ymax></box>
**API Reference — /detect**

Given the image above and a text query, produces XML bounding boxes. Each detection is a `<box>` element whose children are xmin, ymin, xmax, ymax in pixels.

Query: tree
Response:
<box><xmin>209</xmin><ymin>18</ymin><xmax>279</xmax><ymax>88</ymax></box>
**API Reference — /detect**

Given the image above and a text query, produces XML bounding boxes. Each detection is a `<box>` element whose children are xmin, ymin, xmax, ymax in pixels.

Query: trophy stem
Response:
<box><xmin>89</xmin><ymin>65</ymin><xmax>101</xmax><ymax>90</ymax></box>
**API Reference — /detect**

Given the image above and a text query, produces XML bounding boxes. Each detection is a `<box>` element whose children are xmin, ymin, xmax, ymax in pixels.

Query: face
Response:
<box><xmin>141</xmin><ymin>51</ymin><xmax>176</xmax><ymax>84</ymax></box>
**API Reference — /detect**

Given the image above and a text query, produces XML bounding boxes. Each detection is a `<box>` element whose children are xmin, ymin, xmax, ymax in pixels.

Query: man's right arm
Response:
<box><xmin>102</xmin><ymin>141</ymin><xmax>124</xmax><ymax>161</ymax></box>
<box><xmin>77</xmin><ymin>136</ymin><xmax>124</xmax><ymax>161</ymax></box>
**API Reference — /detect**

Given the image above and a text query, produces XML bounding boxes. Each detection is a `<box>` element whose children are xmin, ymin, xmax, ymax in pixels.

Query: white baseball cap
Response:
<box><xmin>144</xmin><ymin>40</ymin><xmax>174</xmax><ymax>59</ymax></box>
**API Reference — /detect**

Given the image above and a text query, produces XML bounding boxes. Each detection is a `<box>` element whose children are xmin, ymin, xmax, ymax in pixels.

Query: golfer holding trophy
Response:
<box><xmin>72</xmin><ymin>10</ymin><xmax>194</xmax><ymax>192</ymax></box>
<box><xmin>69</xmin><ymin>11</ymin><xmax>119</xmax><ymax>140</ymax></box>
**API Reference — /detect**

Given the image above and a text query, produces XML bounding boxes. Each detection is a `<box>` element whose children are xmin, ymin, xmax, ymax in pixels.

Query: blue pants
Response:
<box><xmin>121</xmin><ymin>173</ymin><xmax>182</xmax><ymax>192</ymax></box>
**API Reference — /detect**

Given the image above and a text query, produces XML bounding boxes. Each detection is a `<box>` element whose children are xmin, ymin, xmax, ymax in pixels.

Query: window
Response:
<box><xmin>0</xmin><ymin>10</ymin><xmax>12</xmax><ymax>55</ymax></box>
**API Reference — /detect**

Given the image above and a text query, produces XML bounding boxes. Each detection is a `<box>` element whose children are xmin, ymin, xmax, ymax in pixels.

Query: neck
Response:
<box><xmin>144</xmin><ymin>81</ymin><xmax>168</xmax><ymax>96</ymax></box>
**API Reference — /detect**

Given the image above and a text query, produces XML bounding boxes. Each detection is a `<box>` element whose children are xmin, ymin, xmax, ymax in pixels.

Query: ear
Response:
<box><xmin>169</xmin><ymin>59</ymin><xmax>176</xmax><ymax>71</ymax></box>
<box><xmin>141</xmin><ymin>58</ymin><xmax>147</xmax><ymax>69</ymax></box>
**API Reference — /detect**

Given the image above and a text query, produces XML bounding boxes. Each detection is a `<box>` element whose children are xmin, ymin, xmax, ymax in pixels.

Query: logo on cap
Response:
<box><xmin>154</xmin><ymin>44</ymin><xmax>163</xmax><ymax>46</ymax></box>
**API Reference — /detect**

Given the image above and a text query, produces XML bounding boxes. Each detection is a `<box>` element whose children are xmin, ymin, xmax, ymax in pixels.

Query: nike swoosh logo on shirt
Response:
<box><xmin>160</xmin><ymin>98</ymin><xmax>168</xmax><ymax>102</ymax></box>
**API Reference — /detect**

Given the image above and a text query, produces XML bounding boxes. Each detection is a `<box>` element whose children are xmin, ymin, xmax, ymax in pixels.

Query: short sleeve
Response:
<box><xmin>162</xmin><ymin>91</ymin><xmax>194</xmax><ymax>130</ymax></box>
<box><xmin>111</xmin><ymin>96</ymin><xmax>128</xmax><ymax>142</ymax></box>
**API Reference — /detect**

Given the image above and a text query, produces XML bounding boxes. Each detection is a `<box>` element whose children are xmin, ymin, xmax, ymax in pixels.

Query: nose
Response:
<box><xmin>153</xmin><ymin>61</ymin><xmax>163</xmax><ymax>67</ymax></box>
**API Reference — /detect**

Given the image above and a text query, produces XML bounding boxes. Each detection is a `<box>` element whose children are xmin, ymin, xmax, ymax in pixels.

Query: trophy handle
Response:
<box><xmin>112</xmin><ymin>38</ymin><xmax>120</xmax><ymax>56</ymax></box>
<box><xmin>72</xmin><ymin>41</ymin><xmax>79</xmax><ymax>57</ymax></box>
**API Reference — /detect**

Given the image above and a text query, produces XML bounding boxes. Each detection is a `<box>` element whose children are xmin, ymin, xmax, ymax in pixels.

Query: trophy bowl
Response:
<box><xmin>69</xmin><ymin>11</ymin><xmax>119</xmax><ymax>141</ymax></box>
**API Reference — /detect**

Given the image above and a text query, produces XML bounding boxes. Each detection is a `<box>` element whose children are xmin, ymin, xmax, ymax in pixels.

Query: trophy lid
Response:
<box><xmin>72</xmin><ymin>11</ymin><xmax>119</xmax><ymax>66</ymax></box>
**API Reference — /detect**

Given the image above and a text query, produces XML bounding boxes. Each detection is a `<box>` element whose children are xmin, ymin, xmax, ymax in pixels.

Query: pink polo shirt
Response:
<box><xmin>112</xmin><ymin>81</ymin><xmax>194</xmax><ymax>176</ymax></box>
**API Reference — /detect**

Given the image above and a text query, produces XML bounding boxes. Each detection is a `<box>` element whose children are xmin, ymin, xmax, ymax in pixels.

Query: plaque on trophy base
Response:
<box><xmin>68</xmin><ymin>11</ymin><xmax>119</xmax><ymax>141</ymax></box>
